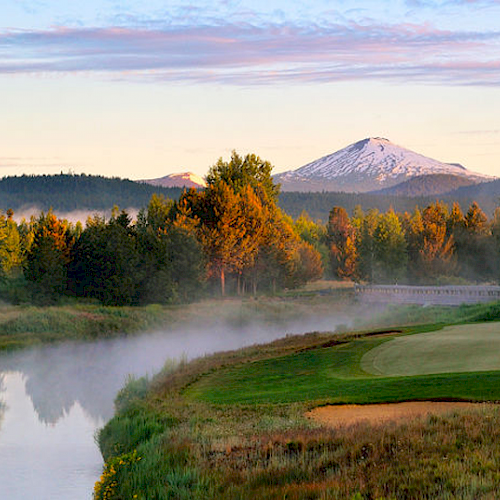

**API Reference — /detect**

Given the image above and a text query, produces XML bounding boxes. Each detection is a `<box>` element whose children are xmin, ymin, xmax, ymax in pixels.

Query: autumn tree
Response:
<box><xmin>404</xmin><ymin>202</ymin><xmax>456</xmax><ymax>282</ymax></box>
<box><xmin>327</xmin><ymin>206</ymin><xmax>357</xmax><ymax>280</ymax></box>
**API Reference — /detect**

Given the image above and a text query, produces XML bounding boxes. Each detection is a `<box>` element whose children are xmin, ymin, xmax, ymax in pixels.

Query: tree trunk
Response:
<box><xmin>220</xmin><ymin>268</ymin><xmax>225</xmax><ymax>296</ymax></box>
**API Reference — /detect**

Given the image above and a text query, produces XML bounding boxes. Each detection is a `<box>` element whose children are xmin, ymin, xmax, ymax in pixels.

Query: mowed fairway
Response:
<box><xmin>362</xmin><ymin>323</ymin><xmax>500</xmax><ymax>376</ymax></box>
<box><xmin>186</xmin><ymin>322</ymin><xmax>500</xmax><ymax>405</ymax></box>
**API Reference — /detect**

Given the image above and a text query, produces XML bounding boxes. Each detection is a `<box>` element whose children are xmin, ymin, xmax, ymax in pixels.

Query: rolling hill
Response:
<box><xmin>0</xmin><ymin>174</ymin><xmax>183</xmax><ymax>213</ymax></box>
<box><xmin>370</xmin><ymin>174</ymin><xmax>477</xmax><ymax>197</ymax></box>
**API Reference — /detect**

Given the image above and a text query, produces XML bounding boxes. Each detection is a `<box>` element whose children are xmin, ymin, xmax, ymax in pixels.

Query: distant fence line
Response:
<box><xmin>355</xmin><ymin>284</ymin><xmax>500</xmax><ymax>306</ymax></box>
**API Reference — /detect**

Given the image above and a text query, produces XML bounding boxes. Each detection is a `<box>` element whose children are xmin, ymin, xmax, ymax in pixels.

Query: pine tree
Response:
<box><xmin>24</xmin><ymin>211</ymin><xmax>73</xmax><ymax>303</ymax></box>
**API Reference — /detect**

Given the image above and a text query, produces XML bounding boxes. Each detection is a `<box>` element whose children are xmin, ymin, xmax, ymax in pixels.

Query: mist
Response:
<box><xmin>12</xmin><ymin>207</ymin><xmax>140</xmax><ymax>224</ymax></box>
<box><xmin>0</xmin><ymin>302</ymin><xmax>372</xmax><ymax>424</ymax></box>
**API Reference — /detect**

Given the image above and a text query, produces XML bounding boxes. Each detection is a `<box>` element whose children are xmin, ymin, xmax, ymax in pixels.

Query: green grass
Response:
<box><xmin>361</xmin><ymin>300</ymin><xmax>500</xmax><ymax>329</ymax></box>
<box><xmin>362</xmin><ymin>323</ymin><xmax>500</xmax><ymax>376</ymax></box>
<box><xmin>0</xmin><ymin>303</ymin><xmax>171</xmax><ymax>350</ymax></box>
<box><xmin>185</xmin><ymin>327</ymin><xmax>500</xmax><ymax>405</ymax></box>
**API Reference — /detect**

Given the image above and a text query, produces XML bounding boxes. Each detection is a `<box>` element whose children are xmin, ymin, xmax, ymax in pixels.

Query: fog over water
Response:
<box><xmin>0</xmin><ymin>308</ymin><xmax>356</xmax><ymax>499</ymax></box>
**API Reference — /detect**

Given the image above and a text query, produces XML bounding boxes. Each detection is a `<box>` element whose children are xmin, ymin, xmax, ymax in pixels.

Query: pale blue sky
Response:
<box><xmin>1</xmin><ymin>0</ymin><xmax>499</xmax><ymax>179</ymax></box>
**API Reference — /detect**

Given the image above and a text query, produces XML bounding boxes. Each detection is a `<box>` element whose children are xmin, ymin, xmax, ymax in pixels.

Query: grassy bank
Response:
<box><xmin>0</xmin><ymin>284</ymin><xmax>356</xmax><ymax>350</ymax></box>
<box><xmin>2</xmin><ymin>277</ymin><xmax>499</xmax><ymax>351</ymax></box>
<box><xmin>95</xmin><ymin>311</ymin><xmax>500</xmax><ymax>500</ymax></box>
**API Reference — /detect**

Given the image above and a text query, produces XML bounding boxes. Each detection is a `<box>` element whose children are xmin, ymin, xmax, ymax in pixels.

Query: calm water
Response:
<box><xmin>0</xmin><ymin>312</ymin><xmax>349</xmax><ymax>499</ymax></box>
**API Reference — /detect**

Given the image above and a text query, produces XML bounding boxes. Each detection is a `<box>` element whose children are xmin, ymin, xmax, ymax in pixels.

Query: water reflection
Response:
<box><xmin>0</xmin><ymin>374</ymin><xmax>5</xmax><ymax>431</ymax></box>
<box><xmin>0</xmin><ymin>371</ymin><xmax>103</xmax><ymax>500</ymax></box>
<box><xmin>0</xmin><ymin>309</ymin><xmax>355</xmax><ymax>500</ymax></box>
<box><xmin>0</xmin><ymin>311</ymin><xmax>352</xmax><ymax>425</ymax></box>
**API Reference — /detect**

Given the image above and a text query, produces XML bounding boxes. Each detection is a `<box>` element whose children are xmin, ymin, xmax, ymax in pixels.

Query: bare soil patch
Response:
<box><xmin>307</xmin><ymin>401</ymin><xmax>495</xmax><ymax>427</ymax></box>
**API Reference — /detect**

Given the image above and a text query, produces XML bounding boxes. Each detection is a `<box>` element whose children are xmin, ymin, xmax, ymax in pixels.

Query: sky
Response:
<box><xmin>1</xmin><ymin>0</ymin><xmax>499</xmax><ymax>179</ymax></box>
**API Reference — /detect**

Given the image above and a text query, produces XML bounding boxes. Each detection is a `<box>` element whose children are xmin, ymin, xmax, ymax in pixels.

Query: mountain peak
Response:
<box><xmin>276</xmin><ymin>138</ymin><xmax>493</xmax><ymax>193</ymax></box>
<box><xmin>140</xmin><ymin>171</ymin><xmax>206</xmax><ymax>189</ymax></box>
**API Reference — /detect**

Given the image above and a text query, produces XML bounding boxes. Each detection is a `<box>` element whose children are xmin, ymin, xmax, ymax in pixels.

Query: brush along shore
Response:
<box><xmin>95</xmin><ymin>314</ymin><xmax>500</xmax><ymax>500</ymax></box>
<box><xmin>0</xmin><ymin>287</ymin><xmax>357</xmax><ymax>351</ymax></box>
<box><xmin>1</xmin><ymin>280</ymin><xmax>499</xmax><ymax>351</ymax></box>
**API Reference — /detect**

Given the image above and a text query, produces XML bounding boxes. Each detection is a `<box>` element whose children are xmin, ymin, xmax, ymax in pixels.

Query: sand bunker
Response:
<box><xmin>307</xmin><ymin>402</ymin><xmax>495</xmax><ymax>427</ymax></box>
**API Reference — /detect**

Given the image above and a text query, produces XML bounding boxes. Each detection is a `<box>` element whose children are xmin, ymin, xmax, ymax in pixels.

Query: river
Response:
<box><xmin>0</xmin><ymin>312</ymin><xmax>350</xmax><ymax>499</ymax></box>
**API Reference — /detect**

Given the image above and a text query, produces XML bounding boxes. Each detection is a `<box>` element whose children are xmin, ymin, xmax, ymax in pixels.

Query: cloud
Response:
<box><xmin>407</xmin><ymin>0</ymin><xmax>500</xmax><ymax>7</ymax></box>
<box><xmin>0</xmin><ymin>20</ymin><xmax>499</xmax><ymax>86</ymax></box>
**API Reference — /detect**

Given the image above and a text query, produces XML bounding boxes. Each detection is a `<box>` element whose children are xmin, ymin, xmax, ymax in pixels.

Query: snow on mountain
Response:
<box><xmin>276</xmin><ymin>138</ymin><xmax>493</xmax><ymax>192</ymax></box>
<box><xmin>140</xmin><ymin>172</ymin><xmax>207</xmax><ymax>189</ymax></box>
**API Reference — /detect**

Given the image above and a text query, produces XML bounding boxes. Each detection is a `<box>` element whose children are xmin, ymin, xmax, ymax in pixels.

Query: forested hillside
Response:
<box><xmin>0</xmin><ymin>174</ymin><xmax>182</xmax><ymax>211</ymax></box>
<box><xmin>279</xmin><ymin>189</ymin><xmax>500</xmax><ymax>221</ymax></box>
<box><xmin>371</xmin><ymin>174</ymin><xmax>477</xmax><ymax>197</ymax></box>
<box><xmin>2</xmin><ymin>173</ymin><xmax>498</xmax><ymax>224</ymax></box>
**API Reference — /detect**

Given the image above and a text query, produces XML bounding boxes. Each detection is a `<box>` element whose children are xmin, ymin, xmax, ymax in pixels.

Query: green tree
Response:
<box><xmin>0</xmin><ymin>210</ymin><xmax>22</xmax><ymax>277</ymax></box>
<box><xmin>69</xmin><ymin>211</ymin><xmax>139</xmax><ymax>305</ymax></box>
<box><xmin>292</xmin><ymin>211</ymin><xmax>329</xmax><ymax>276</ymax></box>
<box><xmin>206</xmin><ymin>151</ymin><xmax>280</xmax><ymax>202</ymax></box>
<box><xmin>24</xmin><ymin>211</ymin><xmax>73</xmax><ymax>304</ymax></box>
<box><xmin>372</xmin><ymin>209</ymin><xmax>407</xmax><ymax>283</ymax></box>
<box><xmin>458</xmin><ymin>202</ymin><xmax>494</xmax><ymax>280</ymax></box>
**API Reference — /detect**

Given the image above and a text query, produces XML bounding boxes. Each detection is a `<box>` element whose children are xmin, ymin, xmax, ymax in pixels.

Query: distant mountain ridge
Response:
<box><xmin>0</xmin><ymin>172</ymin><xmax>497</xmax><ymax>224</ymax></box>
<box><xmin>140</xmin><ymin>172</ymin><xmax>206</xmax><ymax>189</ymax></box>
<box><xmin>276</xmin><ymin>137</ymin><xmax>492</xmax><ymax>192</ymax></box>
<box><xmin>0</xmin><ymin>174</ymin><xmax>183</xmax><ymax>213</ymax></box>
<box><xmin>370</xmin><ymin>174</ymin><xmax>478</xmax><ymax>197</ymax></box>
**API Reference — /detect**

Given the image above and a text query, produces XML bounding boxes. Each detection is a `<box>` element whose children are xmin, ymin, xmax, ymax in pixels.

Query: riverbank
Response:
<box><xmin>95</xmin><ymin>308</ymin><xmax>500</xmax><ymax>499</ymax></box>
<box><xmin>1</xmin><ymin>280</ymin><xmax>499</xmax><ymax>352</ymax></box>
<box><xmin>0</xmin><ymin>282</ymin><xmax>356</xmax><ymax>351</ymax></box>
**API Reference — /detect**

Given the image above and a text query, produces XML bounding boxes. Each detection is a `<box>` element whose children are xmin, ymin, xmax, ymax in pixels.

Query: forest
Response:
<box><xmin>0</xmin><ymin>153</ymin><xmax>498</xmax><ymax>306</ymax></box>
<box><xmin>0</xmin><ymin>153</ymin><xmax>322</xmax><ymax>306</ymax></box>
<box><xmin>322</xmin><ymin>201</ymin><xmax>500</xmax><ymax>284</ymax></box>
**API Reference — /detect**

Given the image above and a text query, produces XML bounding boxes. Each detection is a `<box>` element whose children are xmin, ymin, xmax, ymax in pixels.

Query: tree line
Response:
<box><xmin>2</xmin><ymin>153</ymin><xmax>498</xmax><ymax>306</ymax></box>
<box><xmin>320</xmin><ymin>201</ymin><xmax>500</xmax><ymax>284</ymax></box>
<box><xmin>0</xmin><ymin>153</ymin><xmax>323</xmax><ymax>305</ymax></box>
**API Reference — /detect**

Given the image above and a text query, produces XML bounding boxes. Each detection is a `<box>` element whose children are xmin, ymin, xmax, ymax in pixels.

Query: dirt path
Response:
<box><xmin>307</xmin><ymin>402</ymin><xmax>496</xmax><ymax>427</ymax></box>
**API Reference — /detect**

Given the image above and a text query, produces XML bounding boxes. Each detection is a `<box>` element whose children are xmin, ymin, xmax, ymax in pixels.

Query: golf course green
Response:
<box><xmin>186</xmin><ymin>322</ymin><xmax>500</xmax><ymax>404</ymax></box>
<box><xmin>361</xmin><ymin>322</ymin><xmax>500</xmax><ymax>376</ymax></box>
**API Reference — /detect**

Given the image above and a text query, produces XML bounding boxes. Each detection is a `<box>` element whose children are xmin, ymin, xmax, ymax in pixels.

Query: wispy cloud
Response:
<box><xmin>0</xmin><ymin>20</ymin><xmax>499</xmax><ymax>85</ymax></box>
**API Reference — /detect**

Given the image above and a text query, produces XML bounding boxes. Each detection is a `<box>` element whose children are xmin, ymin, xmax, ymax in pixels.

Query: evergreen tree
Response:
<box><xmin>69</xmin><ymin>211</ymin><xmax>140</xmax><ymax>305</ymax></box>
<box><xmin>24</xmin><ymin>211</ymin><xmax>73</xmax><ymax>304</ymax></box>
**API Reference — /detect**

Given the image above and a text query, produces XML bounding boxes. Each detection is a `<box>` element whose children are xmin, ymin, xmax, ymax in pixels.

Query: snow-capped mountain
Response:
<box><xmin>140</xmin><ymin>172</ymin><xmax>206</xmax><ymax>189</ymax></box>
<box><xmin>276</xmin><ymin>138</ymin><xmax>492</xmax><ymax>192</ymax></box>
